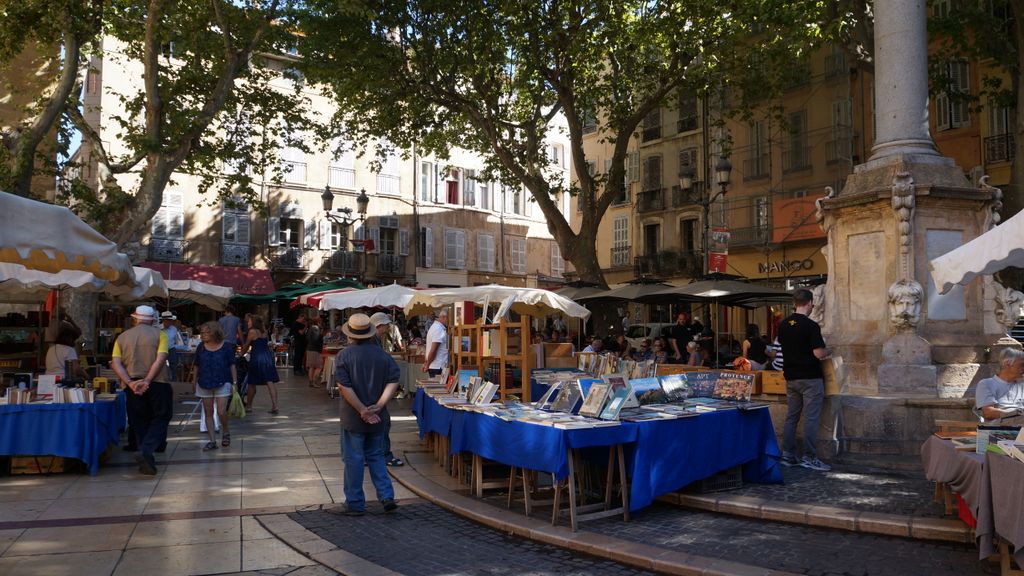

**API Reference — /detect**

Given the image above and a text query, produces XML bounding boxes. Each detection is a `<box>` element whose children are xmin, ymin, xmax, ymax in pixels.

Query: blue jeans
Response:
<box><xmin>342</xmin><ymin>429</ymin><xmax>394</xmax><ymax>511</ymax></box>
<box><xmin>782</xmin><ymin>378</ymin><xmax>824</xmax><ymax>460</ymax></box>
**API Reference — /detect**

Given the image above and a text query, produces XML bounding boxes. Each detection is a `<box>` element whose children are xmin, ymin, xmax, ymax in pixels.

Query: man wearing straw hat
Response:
<box><xmin>333</xmin><ymin>313</ymin><xmax>401</xmax><ymax>515</ymax></box>
<box><xmin>111</xmin><ymin>305</ymin><xmax>172</xmax><ymax>476</ymax></box>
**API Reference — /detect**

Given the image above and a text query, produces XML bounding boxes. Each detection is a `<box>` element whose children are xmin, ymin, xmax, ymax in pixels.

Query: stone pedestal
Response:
<box><xmin>877</xmin><ymin>333</ymin><xmax>936</xmax><ymax>397</ymax></box>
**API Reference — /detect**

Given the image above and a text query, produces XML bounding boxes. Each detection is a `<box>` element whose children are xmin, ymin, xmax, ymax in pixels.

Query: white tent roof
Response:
<box><xmin>107</xmin><ymin>267</ymin><xmax>169</xmax><ymax>301</ymax></box>
<box><xmin>0</xmin><ymin>191</ymin><xmax>135</xmax><ymax>286</ymax></box>
<box><xmin>403</xmin><ymin>284</ymin><xmax>591</xmax><ymax>319</ymax></box>
<box><xmin>319</xmin><ymin>283</ymin><xmax>417</xmax><ymax>311</ymax></box>
<box><xmin>0</xmin><ymin>263</ymin><xmax>109</xmax><ymax>298</ymax></box>
<box><xmin>165</xmin><ymin>279</ymin><xmax>233</xmax><ymax>311</ymax></box>
<box><xmin>929</xmin><ymin>210</ymin><xmax>1024</xmax><ymax>294</ymax></box>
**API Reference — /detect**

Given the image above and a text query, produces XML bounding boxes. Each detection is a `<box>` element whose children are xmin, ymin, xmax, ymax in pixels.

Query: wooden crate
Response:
<box><xmin>10</xmin><ymin>456</ymin><xmax>67</xmax><ymax>475</ymax></box>
<box><xmin>760</xmin><ymin>371</ymin><xmax>787</xmax><ymax>395</ymax></box>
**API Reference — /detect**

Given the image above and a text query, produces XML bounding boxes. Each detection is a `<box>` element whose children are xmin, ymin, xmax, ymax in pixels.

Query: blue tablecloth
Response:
<box><xmin>0</xmin><ymin>393</ymin><xmax>127</xmax><ymax>475</ymax></box>
<box><xmin>625</xmin><ymin>408</ymin><xmax>782</xmax><ymax>510</ymax></box>
<box><xmin>413</xmin><ymin>389</ymin><xmax>782</xmax><ymax>512</ymax></box>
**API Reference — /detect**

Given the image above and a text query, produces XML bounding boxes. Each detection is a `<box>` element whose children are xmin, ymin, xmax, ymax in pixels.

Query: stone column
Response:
<box><xmin>870</xmin><ymin>0</ymin><xmax>938</xmax><ymax>160</ymax></box>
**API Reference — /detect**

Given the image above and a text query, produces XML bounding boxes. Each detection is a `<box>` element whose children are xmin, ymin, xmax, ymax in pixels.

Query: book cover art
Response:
<box><xmin>603</xmin><ymin>374</ymin><xmax>639</xmax><ymax>408</ymax></box>
<box><xmin>536</xmin><ymin>381</ymin><xmax>564</xmax><ymax>411</ymax></box>
<box><xmin>658</xmin><ymin>374</ymin><xmax>689</xmax><ymax>402</ymax></box>
<box><xmin>630</xmin><ymin>377</ymin><xmax>667</xmax><ymax>406</ymax></box>
<box><xmin>599</xmin><ymin>385</ymin><xmax>630</xmax><ymax>420</ymax></box>
<box><xmin>577</xmin><ymin>377</ymin><xmax>603</xmax><ymax>398</ymax></box>
<box><xmin>578</xmin><ymin>383</ymin><xmax>609</xmax><ymax>418</ymax></box>
<box><xmin>686</xmin><ymin>371</ymin><xmax>718</xmax><ymax>398</ymax></box>
<box><xmin>713</xmin><ymin>371</ymin><xmax>756</xmax><ymax>402</ymax></box>
<box><xmin>550</xmin><ymin>380</ymin><xmax>583</xmax><ymax>413</ymax></box>
<box><xmin>472</xmin><ymin>382</ymin><xmax>499</xmax><ymax>405</ymax></box>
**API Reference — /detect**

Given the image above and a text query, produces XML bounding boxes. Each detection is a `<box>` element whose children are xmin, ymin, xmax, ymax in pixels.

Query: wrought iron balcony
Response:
<box><xmin>985</xmin><ymin>134</ymin><xmax>1015</xmax><ymax>163</ymax></box>
<box><xmin>634</xmin><ymin>250</ymin><xmax>701</xmax><ymax>278</ymax></box>
<box><xmin>148</xmin><ymin>239</ymin><xmax>186</xmax><ymax>262</ymax></box>
<box><xmin>671</xmin><ymin>184</ymin><xmax>703</xmax><ymax>208</ymax></box>
<box><xmin>610</xmin><ymin>245</ymin><xmax>632</xmax><ymax>268</ymax></box>
<box><xmin>729</xmin><ymin>226</ymin><xmax>771</xmax><ymax>247</ymax></box>
<box><xmin>272</xmin><ymin>247</ymin><xmax>306</xmax><ymax>270</ymax></box>
<box><xmin>743</xmin><ymin>153</ymin><xmax>770</xmax><ymax>181</ymax></box>
<box><xmin>637</xmin><ymin>188</ymin><xmax>665</xmax><ymax>213</ymax></box>
<box><xmin>325</xmin><ymin>250</ymin><xmax>362</xmax><ymax>274</ymax></box>
<box><xmin>221</xmin><ymin>243</ymin><xmax>251</xmax><ymax>267</ymax></box>
<box><xmin>377</xmin><ymin>253</ymin><xmax>405</xmax><ymax>275</ymax></box>
<box><xmin>677</xmin><ymin>115</ymin><xmax>698</xmax><ymax>133</ymax></box>
<box><xmin>782</xmin><ymin>147</ymin><xmax>811</xmax><ymax>173</ymax></box>
<box><xmin>641</xmin><ymin>125</ymin><xmax>662</xmax><ymax>142</ymax></box>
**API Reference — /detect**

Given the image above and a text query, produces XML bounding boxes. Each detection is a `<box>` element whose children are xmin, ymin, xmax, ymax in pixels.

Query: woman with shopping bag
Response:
<box><xmin>193</xmin><ymin>321</ymin><xmax>236</xmax><ymax>450</ymax></box>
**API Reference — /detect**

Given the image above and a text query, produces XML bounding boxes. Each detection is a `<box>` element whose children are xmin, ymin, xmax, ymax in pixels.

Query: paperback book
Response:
<box><xmin>658</xmin><ymin>374</ymin><xmax>690</xmax><ymax>402</ymax></box>
<box><xmin>630</xmin><ymin>377</ymin><xmax>668</xmax><ymax>406</ymax></box>
<box><xmin>550</xmin><ymin>380</ymin><xmax>584</xmax><ymax>414</ymax></box>
<box><xmin>599</xmin><ymin>385</ymin><xmax>631</xmax><ymax>420</ymax></box>
<box><xmin>578</xmin><ymin>382</ymin><xmax>609</xmax><ymax>418</ymax></box>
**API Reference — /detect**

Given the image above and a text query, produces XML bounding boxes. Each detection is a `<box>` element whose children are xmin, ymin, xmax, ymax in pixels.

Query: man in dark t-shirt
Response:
<box><xmin>334</xmin><ymin>313</ymin><xmax>401</xmax><ymax>515</ymax></box>
<box><xmin>290</xmin><ymin>316</ymin><xmax>307</xmax><ymax>375</ymax></box>
<box><xmin>777</xmin><ymin>288</ymin><xmax>832</xmax><ymax>472</ymax></box>
<box><xmin>669</xmin><ymin>311</ymin><xmax>703</xmax><ymax>363</ymax></box>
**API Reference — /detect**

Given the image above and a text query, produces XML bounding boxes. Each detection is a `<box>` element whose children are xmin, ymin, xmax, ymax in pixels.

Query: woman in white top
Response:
<box><xmin>45</xmin><ymin>325</ymin><xmax>89</xmax><ymax>379</ymax></box>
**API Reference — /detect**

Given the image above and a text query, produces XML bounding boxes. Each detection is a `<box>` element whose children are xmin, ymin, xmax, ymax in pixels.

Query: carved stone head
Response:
<box><xmin>888</xmin><ymin>279</ymin><xmax>924</xmax><ymax>329</ymax></box>
<box><xmin>994</xmin><ymin>283</ymin><xmax>1024</xmax><ymax>332</ymax></box>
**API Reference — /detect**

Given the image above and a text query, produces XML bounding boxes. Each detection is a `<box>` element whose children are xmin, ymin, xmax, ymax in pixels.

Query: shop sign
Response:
<box><xmin>772</xmin><ymin>197</ymin><xmax>826</xmax><ymax>243</ymax></box>
<box><xmin>758</xmin><ymin>259</ymin><xmax>815</xmax><ymax>274</ymax></box>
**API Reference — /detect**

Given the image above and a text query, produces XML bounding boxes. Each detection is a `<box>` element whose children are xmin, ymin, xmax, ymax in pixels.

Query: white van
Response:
<box><xmin>625</xmin><ymin>323</ymin><xmax>674</xmax><ymax>350</ymax></box>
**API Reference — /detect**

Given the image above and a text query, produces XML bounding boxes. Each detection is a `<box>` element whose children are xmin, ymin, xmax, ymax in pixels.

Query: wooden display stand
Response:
<box><xmin>453</xmin><ymin>315</ymin><xmax>532</xmax><ymax>402</ymax></box>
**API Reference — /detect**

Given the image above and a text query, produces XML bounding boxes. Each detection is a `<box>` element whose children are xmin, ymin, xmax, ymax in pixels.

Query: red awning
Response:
<box><xmin>138</xmin><ymin>262</ymin><xmax>275</xmax><ymax>295</ymax></box>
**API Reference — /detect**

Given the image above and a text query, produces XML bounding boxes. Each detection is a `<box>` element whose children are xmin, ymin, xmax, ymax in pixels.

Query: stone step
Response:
<box><xmin>660</xmin><ymin>491</ymin><xmax>972</xmax><ymax>544</ymax></box>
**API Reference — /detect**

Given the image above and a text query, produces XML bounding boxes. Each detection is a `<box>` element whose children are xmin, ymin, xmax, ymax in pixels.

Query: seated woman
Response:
<box><xmin>651</xmin><ymin>337</ymin><xmax>669</xmax><ymax>364</ymax></box>
<box><xmin>741</xmin><ymin>324</ymin><xmax>770</xmax><ymax>370</ymax></box>
<box><xmin>45</xmin><ymin>325</ymin><xmax>89</xmax><ymax>380</ymax></box>
<box><xmin>685</xmin><ymin>341</ymin><xmax>704</xmax><ymax>367</ymax></box>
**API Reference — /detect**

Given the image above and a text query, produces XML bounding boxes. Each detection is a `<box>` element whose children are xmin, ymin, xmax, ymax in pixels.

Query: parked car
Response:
<box><xmin>625</xmin><ymin>323</ymin><xmax>674</xmax><ymax>350</ymax></box>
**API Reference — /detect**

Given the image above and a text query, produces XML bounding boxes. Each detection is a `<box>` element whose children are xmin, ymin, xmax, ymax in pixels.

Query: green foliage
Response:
<box><xmin>297</xmin><ymin>0</ymin><xmax>829</xmax><ymax>281</ymax></box>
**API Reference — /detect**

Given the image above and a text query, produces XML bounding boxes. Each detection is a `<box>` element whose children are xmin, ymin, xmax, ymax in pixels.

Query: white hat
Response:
<box><xmin>160</xmin><ymin>311</ymin><xmax>177</xmax><ymax>321</ymax></box>
<box><xmin>342</xmin><ymin>313</ymin><xmax>375</xmax><ymax>340</ymax></box>
<box><xmin>132</xmin><ymin>305</ymin><xmax>158</xmax><ymax>322</ymax></box>
<box><xmin>369</xmin><ymin>312</ymin><xmax>393</xmax><ymax>327</ymax></box>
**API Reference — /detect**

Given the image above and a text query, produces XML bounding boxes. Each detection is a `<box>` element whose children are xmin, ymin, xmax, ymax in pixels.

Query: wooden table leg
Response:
<box><xmin>617</xmin><ymin>443</ymin><xmax>630</xmax><ymax>522</ymax></box>
<box><xmin>473</xmin><ymin>454</ymin><xmax>483</xmax><ymax>498</ymax></box>
<box><xmin>567</xmin><ymin>447</ymin><xmax>578</xmax><ymax>532</ymax></box>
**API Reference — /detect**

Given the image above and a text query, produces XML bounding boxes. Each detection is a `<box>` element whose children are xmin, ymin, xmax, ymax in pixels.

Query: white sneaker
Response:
<box><xmin>779</xmin><ymin>454</ymin><xmax>799</xmax><ymax>467</ymax></box>
<box><xmin>800</xmin><ymin>457</ymin><xmax>831</xmax><ymax>471</ymax></box>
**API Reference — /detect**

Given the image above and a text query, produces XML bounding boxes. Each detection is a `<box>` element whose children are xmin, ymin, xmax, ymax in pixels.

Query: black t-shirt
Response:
<box><xmin>291</xmin><ymin>322</ymin><xmax>307</xmax><ymax>345</ymax></box>
<box><xmin>777</xmin><ymin>313</ymin><xmax>826</xmax><ymax>380</ymax></box>
<box><xmin>669</xmin><ymin>322</ymin><xmax>701</xmax><ymax>357</ymax></box>
<box><xmin>746</xmin><ymin>338</ymin><xmax>769</xmax><ymax>364</ymax></box>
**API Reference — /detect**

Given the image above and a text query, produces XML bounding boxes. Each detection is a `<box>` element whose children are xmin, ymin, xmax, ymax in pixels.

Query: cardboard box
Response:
<box><xmin>760</xmin><ymin>371</ymin><xmax>787</xmax><ymax>395</ymax></box>
<box><xmin>822</xmin><ymin>356</ymin><xmax>846</xmax><ymax>396</ymax></box>
<box><xmin>10</xmin><ymin>456</ymin><xmax>66</xmax><ymax>475</ymax></box>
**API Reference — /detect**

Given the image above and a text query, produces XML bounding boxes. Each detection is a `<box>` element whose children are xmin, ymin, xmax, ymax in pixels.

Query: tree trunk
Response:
<box><xmin>108</xmin><ymin>158</ymin><xmax>175</xmax><ymax>247</ymax></box>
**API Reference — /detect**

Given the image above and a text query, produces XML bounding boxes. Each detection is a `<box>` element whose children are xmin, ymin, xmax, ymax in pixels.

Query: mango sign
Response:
<box><xmin>772</xmin><ymin>197</ymin><xmax>826</xmax><ymax>243</ymax></box>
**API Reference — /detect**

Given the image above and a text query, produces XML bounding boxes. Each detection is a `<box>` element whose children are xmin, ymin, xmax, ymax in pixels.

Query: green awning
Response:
<box><xmin>231</xmin><ymin>278</ymin><xmax>364</xmax><ymax>305</ymax></box>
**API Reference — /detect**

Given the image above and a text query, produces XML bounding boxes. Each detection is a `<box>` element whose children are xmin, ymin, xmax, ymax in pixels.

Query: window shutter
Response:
<box><xmin>303</xmin><ymin>220</ymin><xmax>315</xmax><ymax>249</ymax></box>
<box><xmin>152</xmin><ymin>208</ymin><xmax>168</xmax><ymax>238</ymax></box>
<box><xmin>267</xmin><ymin>217</ymin><xmax>280</xmax><ymax>246</ymax></box>
<box><xmin>319</xmin><ymin>219</ymin><xmax>331</xmax><ymax>249</ymax></box>
<box><xmin>456</xmin><ymin>230</ymin><xmax>466</xmax><ymax>269</ymax></box>
<box><xmin>625</xmin><ymin>152</ymin><xmax>639</xmax><ymax>183</ymax></box>
<box><xmin>951</xmin><ymin>61</ymin><xmax>970</xmax><ymax>128</ymax></box>
<box><xmin>399</xmin><ymin>229</ymin><xmax>410</xmax><ymax>256</ymax></box>
<box><xmin>445</xmin><ymin>229</ymin><xmax>456</xmax><ymax>268</ymax></box>
<box><xmin>223</xmin><ymin>212</ymin><xmax>237</xmax><ymax>242</ymax></box>
<box><xmin>935</xmin><ymin>92</ymin><xmax>951</xmax><ymax>131</ymax></box>
<box><xmin>368</xmin><ymin>226</ymin><xmax>380</xmax><ymax>253</ymax></box>
<box><xmin>236</xmin><ymin>213</ymin><xmax>250</xmax><ymax>244</ymax></box>
<box><xmin>551</xmin><ymin>243</ymin><xmax>563</xmax><ymax>277</ymax></box>
<box><xmin>353</xmin><ymin>223</ymin><xmax>365</xmax><ymax>252</ymax></box>
<box><xmin>424</xmin><ymin>227</ymin><xmax>433</xmax><ymax>267</ymax></box>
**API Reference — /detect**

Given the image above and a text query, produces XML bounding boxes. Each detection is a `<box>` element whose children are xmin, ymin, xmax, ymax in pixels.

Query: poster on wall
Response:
<box><xmin>708</xmin><ymin>227</ymin><xmax>730</xmax><ymax>273</ymax></box>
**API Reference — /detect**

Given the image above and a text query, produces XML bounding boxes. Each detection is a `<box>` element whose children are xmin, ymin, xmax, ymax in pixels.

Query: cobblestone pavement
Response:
<box><xmin>717</xmin><ymin>464</ymin><xmax>945</xmax><ymax>517</ymax></box>
<box><xmin>291</xmin><ymin>501</ymin><xmax>658</xmax><ymax>576</ymax></box>
<box><xmin>585</xmin><ymin>503</ymin><xmax>993</xmax><ymax>576</ymax></box>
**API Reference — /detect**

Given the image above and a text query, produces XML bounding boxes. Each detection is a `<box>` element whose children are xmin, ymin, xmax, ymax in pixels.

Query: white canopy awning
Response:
<box><xmin>929</xmin><ymin>210</ymin><xmax>1024</xmax><ymax>294</ymax></box>
<box><xmin>0</xmin><ymin>263</ymin><xmax>109</xmax><ymax>298</ymax></box>
<box><xmin>0</xmin><ymin>191</ymin><xmax>135</xmax><ymax>286</ymax></box>
<box><xmin>107</xmin><ymin>267</ymin><xmax>169</xmax><ymax>301</ymax></box>
<box><xmin>165</xmin><ymin>279</ymin><xmax>233</xmax><ymax>311</ymax></box>
<box><xmin>319</xmin><ymin>283</ymin><xmax>417</xmax><ymax>311</ymax></box>
<box><xmin>403</xmin><ymin>284</ymin><xmax>591</xmax><ymax>320</ymax></box>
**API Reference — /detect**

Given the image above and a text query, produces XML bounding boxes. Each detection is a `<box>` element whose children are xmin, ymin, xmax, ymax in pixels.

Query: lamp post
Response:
<box><xmin>321</xmin><ymin>186</ymin><xmax>370</xmax><ymax>278</ymax></box>
<box><xmin>679</xmin><ymin>156</ymin><xmax>731</xmax><ymax>277</ymax></box>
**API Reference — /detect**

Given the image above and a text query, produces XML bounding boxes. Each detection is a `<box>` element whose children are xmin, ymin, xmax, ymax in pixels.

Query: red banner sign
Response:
<box><xmin>708</xmin><ymin>227</ymin><xmax>730</xmax><ymax>274</ymax></box>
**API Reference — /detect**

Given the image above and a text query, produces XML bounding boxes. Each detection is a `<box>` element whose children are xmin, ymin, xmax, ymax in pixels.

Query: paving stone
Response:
<box><xmin>290</xmin><ymin>501</ymin><xmax>657</xmax><ymax>575</ymax></box>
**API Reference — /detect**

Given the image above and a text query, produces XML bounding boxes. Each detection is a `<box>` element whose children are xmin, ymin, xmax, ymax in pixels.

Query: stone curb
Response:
<box><xmin>256</xmin><ymin>512</ymin><xmax>405</xmax><ymax>576</ymax></box>
<box><xmin>657</xmin><ymin>492</ymin><xmax>973</xmax><ymax>544</ymax></box>
<box><xmin>388</xmin><ymin>461</ymin><xmax>799</xmax><ymax>576</ymax></box>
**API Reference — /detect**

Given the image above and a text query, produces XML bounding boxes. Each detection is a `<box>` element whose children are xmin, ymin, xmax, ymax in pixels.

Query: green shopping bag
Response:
<box><xmin>227</xmin><ymin>386</ymin><xmax>246</xmax><ymax>418</ymax></box>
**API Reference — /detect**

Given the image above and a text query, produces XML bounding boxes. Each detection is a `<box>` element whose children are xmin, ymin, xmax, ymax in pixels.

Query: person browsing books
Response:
<box><xmin>192</xmin><ymin>321</ymin><xmax>235</xmax><ymax>451</ymax></box>
<box><xmin>422</xmin><ymin>308</ymin><xmax>449</xmax><ymax>376</ymax></box>
<box><xmin>333</xmin><ymin>313</ymin><xmax>401</xmax><ymax>516</ymax></box>
<box><xmin>975</xmin><ymin>348</ymin><xmax>1024</xmax><ymax>423</ymax></box>
<box><xmin>110</xmin><ymin>305</ymin><xmax>171</xmax><ymax>476</ymax></box>
<box><xmin>778</xmin><ymin>289</ymin><xmax>832</xmax><ymax>472</ymax></box>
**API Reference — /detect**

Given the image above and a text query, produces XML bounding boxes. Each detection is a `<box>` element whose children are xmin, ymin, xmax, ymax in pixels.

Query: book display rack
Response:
<box><xmin>453</xmin><ymin>315</ymin><xmax>532</xmax><ymax>402</ymax></box>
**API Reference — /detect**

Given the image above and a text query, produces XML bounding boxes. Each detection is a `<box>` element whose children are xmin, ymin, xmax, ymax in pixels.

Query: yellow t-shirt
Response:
<box><xmin>112</xmin><ymin>331</ymin><xmax>169</xmax><ymax>357</ymax></box>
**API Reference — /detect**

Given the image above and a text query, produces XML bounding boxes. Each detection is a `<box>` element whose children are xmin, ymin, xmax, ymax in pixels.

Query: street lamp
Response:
<box><xmin>321</xmin><ymin>186</ymin><xmax>371</xmax><ymax>277</ymax></box>
<box><xmin>678</xmin><ymin>156</ymin><xmax>731</xmax><ymax>276</ymax></box>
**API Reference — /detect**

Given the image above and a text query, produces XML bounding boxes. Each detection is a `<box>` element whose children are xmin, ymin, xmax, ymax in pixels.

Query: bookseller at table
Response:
<box><xmin>111</xmin><ymin>305</ymin><xmax>171</xmax><ymax>476</ymax></box>
<box><xmin>334</xmin><ymin>313</ymin><xmax>401</xmax><ymax>515</ymax></box>
<box><xmin>975</xmin><ymin>348</ymin><xmax>1024</xmax><ymax>423</ymax></box>
<box><xmin>421</xmin><ymin>308</ymin><xmax>449</xmax><ymax>377</ymax></box>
